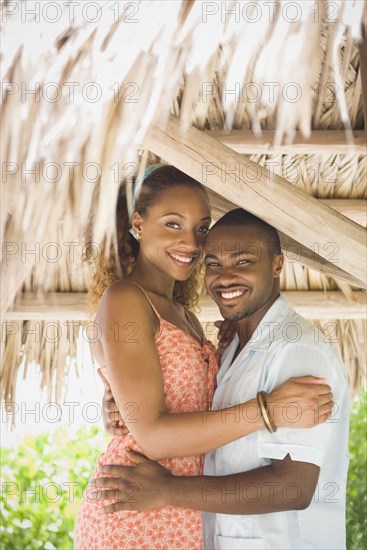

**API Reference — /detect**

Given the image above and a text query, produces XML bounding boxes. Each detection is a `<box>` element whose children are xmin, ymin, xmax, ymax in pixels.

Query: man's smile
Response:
<box><xmin>213</xmin><ymin>286</ymin><xmax>251</xmax><ymax>306</ymax></box>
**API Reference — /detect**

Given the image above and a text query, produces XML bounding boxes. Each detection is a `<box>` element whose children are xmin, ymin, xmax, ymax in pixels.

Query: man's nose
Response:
<box><xmin>216</xmin><ymin>265</ymin><xmax>238</xmax><ymax>285</ymax></box>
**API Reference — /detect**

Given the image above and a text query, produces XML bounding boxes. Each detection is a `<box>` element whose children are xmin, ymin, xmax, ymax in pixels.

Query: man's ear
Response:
<box><xmin>131</xmin><ymin>212</ymin><xmax>144</xmax><ymax>237</ymax></box>
<box><xmin>273</xmin><ymin>253</ymin><xmax>284</xmax><ymax>278</ymax></box>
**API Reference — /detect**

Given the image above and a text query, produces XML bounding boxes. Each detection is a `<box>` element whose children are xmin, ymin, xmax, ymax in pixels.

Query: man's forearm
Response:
<box><xmin>166</xmin><ymin>459</ymin><xmax>318</xmax><ymax>514</ymax></box>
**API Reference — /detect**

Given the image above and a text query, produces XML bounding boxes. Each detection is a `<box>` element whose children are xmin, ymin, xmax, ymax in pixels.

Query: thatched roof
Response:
<box><xmin>1</xmin><ymin>0</ymin><xmax>366</xmax><ymax>404</ymax></box>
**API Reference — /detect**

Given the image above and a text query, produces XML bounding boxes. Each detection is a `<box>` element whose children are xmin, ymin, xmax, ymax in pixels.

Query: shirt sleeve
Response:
<box><xmin>257</xmin><ymin>341</ymin><xmax>347</xmax><ymax>467</ymax></box>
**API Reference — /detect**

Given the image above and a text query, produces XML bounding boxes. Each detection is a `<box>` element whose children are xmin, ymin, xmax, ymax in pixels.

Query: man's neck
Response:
<box><xmin>235</xmin><ymin>293</ymin><xmax>280</xmax><ymax>352</ymax></box>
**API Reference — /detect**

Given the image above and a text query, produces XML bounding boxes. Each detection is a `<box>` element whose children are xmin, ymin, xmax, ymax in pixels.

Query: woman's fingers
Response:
<box><xmin>105</xmin><ymin>397</ymin><xmax>119</xmax><ymax>411</ymax></box>
<box><xmin>292</xmin><ymin>375</ymin><xmax>327</xmax><ymax>384</ymax></box>
<box><xmin>321</xmin><ymin>401</ymin><xmax>334</xmax><ymax>414</ymax></box>
<box><xmin>107</xmin><ymin>409</ymin><xmax>121</xmax><ymax>420</ymax></box>
<box><xmin>317</xmin><ymin>392</ymin><xmax>333</xmax><ymax>407</ymax></box>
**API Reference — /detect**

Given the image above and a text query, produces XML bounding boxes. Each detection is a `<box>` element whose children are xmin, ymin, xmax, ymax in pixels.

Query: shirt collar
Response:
<box><xmin>237</xmin><ymin>294</ymin><xmax>292</xmax><ymax>352</ymax></box>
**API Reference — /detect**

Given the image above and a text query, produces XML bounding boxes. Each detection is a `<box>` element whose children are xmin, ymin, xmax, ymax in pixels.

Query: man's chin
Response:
<box><xmin>218</xmin><ymin>305</ymin><xmax>251</xmax><ymax>322</ymax></box>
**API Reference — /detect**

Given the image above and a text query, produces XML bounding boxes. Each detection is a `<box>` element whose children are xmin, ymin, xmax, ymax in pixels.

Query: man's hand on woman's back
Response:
<box><xmin>98</xmin><ymin>368</ymin><xmax>128</xmax><ymax>437</ymax></box>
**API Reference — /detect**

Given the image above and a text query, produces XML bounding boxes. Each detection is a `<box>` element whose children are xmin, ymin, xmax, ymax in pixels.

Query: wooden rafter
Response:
<box><xmin>320</xmin><ymin>200</ymin><xmax>366</xmax><ymax>227</ymax></box>
<box><xmin>205</xmin><ymin>130</ymin><xmax>366</xmax><ymax>155</ymax></box>
<box><xmin>142</xmin><ymin>116</ymin><xmax>367</xmax><ymax>288</ymax></box>
<box><xmin>3</xmin><ymin>291</ymin><xmax>366</xmax><ymax>321</ymax></box>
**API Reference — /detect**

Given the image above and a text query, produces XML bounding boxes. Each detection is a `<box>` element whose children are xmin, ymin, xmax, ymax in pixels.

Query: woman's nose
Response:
<box><xmin>179</xmin><ymin>230</ymin><xmax>199</xmax><ymax>251</ymax></box>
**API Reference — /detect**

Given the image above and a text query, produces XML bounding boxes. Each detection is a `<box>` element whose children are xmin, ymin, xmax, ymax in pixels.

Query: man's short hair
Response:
<box><xmin>211</xmin><ymin>208</ymin><xmax>282</xmax><ymax>255</ymax></box>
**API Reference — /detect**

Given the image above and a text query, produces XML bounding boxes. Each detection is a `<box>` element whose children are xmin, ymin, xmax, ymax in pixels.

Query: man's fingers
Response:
<box><xmin>94</xmin><ymin>476</ymin><xmax>123</xmax><ymax>488</ymax></box>
<box><xmin>100</xmin><ymin>464</ymin><xmax>129</xmax><ymax>475</ymax></box>
<box><xmin>103</xmin><ymin>501</ymin><xmax>132</xmax><ymax>514</ymax></box>
<box><xmin>214</xmin><ymin>320</ymin><xmax>223</xmax><ymax>330</ymax></box>
<box><xmin>98</xmin><ymin>368</ymin><xmax>111</xmax><ymax>390</ymax></box>
<box><xmin>109</xmin><ymin>426</ymin><xmax>128</xmax><ymax>436</ymax></box>
<box><xmin>125</xmin><ymin>449</ymin><xmax>150</xmax><ymax>464</ymax></box>
<box><xmin>92</xmin><ymin>489</ymin><xmax>120</xmax><ymax>501</ymax></box>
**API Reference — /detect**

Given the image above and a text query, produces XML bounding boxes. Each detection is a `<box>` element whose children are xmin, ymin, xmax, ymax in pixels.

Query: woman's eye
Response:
<box><xmin>166</xmin><ymin>222</ymin><xmax>181</xmax><ymax>229</ymax></box>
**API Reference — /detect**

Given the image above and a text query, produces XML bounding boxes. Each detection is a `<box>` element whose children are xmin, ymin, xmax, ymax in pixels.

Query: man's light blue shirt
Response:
<box><xmin>203</xmin><ymin>295</ymin><xmax>349</xmax><ymax>550</ymax></box>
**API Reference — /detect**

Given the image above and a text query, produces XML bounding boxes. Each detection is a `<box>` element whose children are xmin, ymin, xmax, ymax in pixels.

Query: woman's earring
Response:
<box><xmin>137</xmin><ymin>233</ymin><xmax>141</xmax><ymax>240</ymax></box>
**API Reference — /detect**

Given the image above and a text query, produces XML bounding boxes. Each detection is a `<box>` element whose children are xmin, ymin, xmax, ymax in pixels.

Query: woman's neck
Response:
<box><xmin>127</xmin><ymin>260</ymin><xmax>176</xmax><ymax>299</ymax></box>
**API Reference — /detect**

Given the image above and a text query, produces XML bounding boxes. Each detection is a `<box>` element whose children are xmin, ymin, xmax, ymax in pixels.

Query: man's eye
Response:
<box><xmin>206</xmin><ymin>262</ymin><xmax>220</xmax><ymax>268</ymax></box>
<box><xmin>166</xmin><ymin>222</ymin><xmax>180</xmax><ymax>229</ymax></box>
<box><xmin>198</xmin><ymin>226</ymin><xmax>210</xmax><ymax>234</ymax></box>
<box><xmin>237</xmin><ymin>259</ymin><xmax>250</xmax><ymax>265</ymax></box>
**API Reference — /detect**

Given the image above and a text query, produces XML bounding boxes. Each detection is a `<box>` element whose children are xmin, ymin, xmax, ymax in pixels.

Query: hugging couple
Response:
<box><xmin>74</xmin><ymin>165</ymin><xmax>349</xmax><ymax>550</ymax></box>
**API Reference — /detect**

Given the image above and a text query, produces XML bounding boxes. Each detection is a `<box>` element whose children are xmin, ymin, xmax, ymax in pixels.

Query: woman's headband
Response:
<box><xmin>129</xmin><ymin>163</ymin><xmax>165</xmax><ymax>240</ymax></box>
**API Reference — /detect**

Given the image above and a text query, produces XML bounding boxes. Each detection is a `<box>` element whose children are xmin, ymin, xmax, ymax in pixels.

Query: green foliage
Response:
<box><xmin>346</xmin><ymin>389</ymin><xmax>367</xmax><ymax>550</ymax></box>
<box><xmin>0</xmin><ymin>424</ymin><xmax>108</xmax><ymax>550</ymax></box>
<box><xmin>1</xmin><ymin>392</ymin><xmax>366</xmax><ymax>549</ymax></box>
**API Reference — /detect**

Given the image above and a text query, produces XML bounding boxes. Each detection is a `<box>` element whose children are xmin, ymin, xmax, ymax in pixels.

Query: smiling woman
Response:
<box><xmin>74</xmin><ymin>165</ymin><xmax>334</xmax><ymax>550</ymax></box>
<box><xmin>84</xmin><ymin>165</ymin><xmax>210</xmax><ymax>316</ymax></box>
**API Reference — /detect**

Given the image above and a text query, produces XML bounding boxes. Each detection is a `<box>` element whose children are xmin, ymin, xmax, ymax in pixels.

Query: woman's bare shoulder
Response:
<box><xmin>97</xmin><ymin>279</ymin><xmax>154</xmax><ymax>321</ymax></box>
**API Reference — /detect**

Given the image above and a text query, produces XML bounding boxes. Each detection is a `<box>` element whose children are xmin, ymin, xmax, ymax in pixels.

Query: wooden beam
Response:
<box><xmin>320</xmin><ymin>199</ymin><xmax>366</xmax><ymax>227</ymax></box>
<box><xmin>3</xmin><ymin>291</ymin><xmax>366</xmax><ymax>321</ymax></box>
<box><xmin>142</xmin><ymin>116</ymin><xmax>366</xmax><ymax>288</ymax></box>
<box><xmin>196</xmin><ymin>292</ymin><xmax>366</xmax><ymax>322</ymax></box>
<box><xmin>205</xmin><ymin>130</ymin><xmax>366</xmax><ymax>155</ymax></box>
<box><xmin>2</xmin><ymin>293</ymin><xmax>89</xmax><ymax>321</ymax></box>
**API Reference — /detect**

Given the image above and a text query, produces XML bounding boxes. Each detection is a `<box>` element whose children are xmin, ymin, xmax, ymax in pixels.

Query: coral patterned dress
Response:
<box><xmin>74</xmin><ymin>285</ymin><xmax>218</xmax><ymax>550</ymax></box>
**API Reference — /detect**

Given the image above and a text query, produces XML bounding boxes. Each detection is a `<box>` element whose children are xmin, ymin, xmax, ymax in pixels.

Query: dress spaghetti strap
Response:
<box><xmin>127</xmin><ymin>280</ymin><xmax>162</xmax><ymax>320</ymax></box>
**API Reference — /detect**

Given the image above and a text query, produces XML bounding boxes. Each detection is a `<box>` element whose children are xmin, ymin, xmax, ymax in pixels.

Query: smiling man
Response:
<box><xmin>97</xmin><ymin>209</ymin><xmax>350</xmax><ymax>550</ymax></box>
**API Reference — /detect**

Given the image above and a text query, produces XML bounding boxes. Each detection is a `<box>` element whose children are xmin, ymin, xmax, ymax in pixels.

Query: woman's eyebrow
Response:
<box><xmin>161</xmin><ymin>212</ymin><xmax>185</xmax><ymax>218</ymax></box>
<box><xmin>161</xmin><ymin>212</ymin><xmax>211</xmax><ymax>221</ymax></box>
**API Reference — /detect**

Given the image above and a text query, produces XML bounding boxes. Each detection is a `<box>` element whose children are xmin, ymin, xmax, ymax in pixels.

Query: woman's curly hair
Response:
<box><xmin>84</xmin><ymin>165</ymin><xmax>208</xmax><ymax>316</ymax></box>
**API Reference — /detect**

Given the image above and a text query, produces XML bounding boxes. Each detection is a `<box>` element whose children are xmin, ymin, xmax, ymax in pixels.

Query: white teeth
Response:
<box><xmin>221</xmin><ymin>290</ymin><xmax>244</xmax><ymax>299</ymax></box>
<box><xmin>170</xmin><ymin>253</ymin><xmax>193</xmax><ymax>263</ymax></box>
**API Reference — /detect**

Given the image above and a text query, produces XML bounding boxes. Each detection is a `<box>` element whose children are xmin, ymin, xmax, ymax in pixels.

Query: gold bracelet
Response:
<box><xmin>257</xmin><ymin>391</ymin><xmax>277</xmax><ymax>433</ymax></box>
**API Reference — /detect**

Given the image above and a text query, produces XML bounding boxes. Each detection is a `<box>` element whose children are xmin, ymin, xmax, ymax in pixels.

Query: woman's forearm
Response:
<box><xmin>125</xmin><ymin>399</ymin><xmax>264</xmax><ymax>460</ymax></box>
